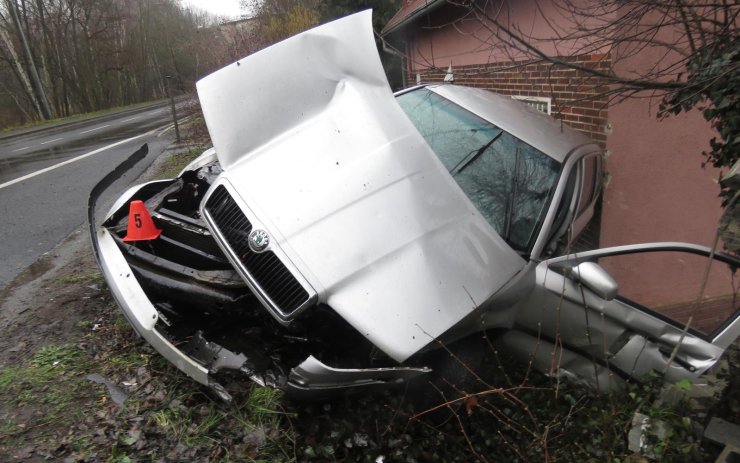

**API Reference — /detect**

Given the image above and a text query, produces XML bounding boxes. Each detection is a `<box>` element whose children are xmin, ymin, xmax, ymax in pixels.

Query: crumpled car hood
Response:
<box><xmin>196</xmin><ymin>11</ymin><xmax>526</xmax><ymax>362</ymax></box>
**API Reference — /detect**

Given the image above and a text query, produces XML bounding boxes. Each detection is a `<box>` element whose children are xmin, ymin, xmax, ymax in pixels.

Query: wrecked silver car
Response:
<box><xmin>90</xmin><ymin>12</ymin><xmax>739</xmax><ymax>400</ymax></box>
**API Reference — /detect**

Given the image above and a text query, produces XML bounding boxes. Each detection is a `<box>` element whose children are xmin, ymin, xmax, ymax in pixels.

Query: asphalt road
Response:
<box><xmin>0</xmin><ymin>102</ymin><xmax>187</xmax><ymax>290</ymax></box>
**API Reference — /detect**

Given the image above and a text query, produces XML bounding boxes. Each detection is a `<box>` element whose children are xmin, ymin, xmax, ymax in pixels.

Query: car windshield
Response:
<box><xmin>396</xmin><ymin>88</ymin><xmax>561</xmax><ymax>253</ymax></box>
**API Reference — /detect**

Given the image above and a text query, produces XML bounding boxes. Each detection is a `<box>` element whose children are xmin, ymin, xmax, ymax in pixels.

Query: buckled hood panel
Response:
<box><xmin>196</xmin><ymin>11</ymin><xmax>526</xmax><ymax>362</ymax></box>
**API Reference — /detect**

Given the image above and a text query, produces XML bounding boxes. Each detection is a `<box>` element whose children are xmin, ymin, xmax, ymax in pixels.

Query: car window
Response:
<box><xmin>597</xmin><ymin>250</ymin><xmax>739</xmax><ymax>337</ymax></box>
<box><xmin>578</xmin><ymin>155</ymin><xmax>598</xmax><ymax>215</ymax></box>
<box><xmin>396</xmin><ymin>88</ymin><xmax>561</xmax><ymax>252</ymax></box>
<box><xmin>544</xmin><ymin>164</ymin><xmax>579</xmax><ymax>256</ymax></box>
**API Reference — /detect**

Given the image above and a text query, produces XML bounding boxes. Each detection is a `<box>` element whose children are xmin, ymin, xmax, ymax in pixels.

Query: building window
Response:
<box><xmin>512</xmin><ymin>96</ymin><xmax>551</xmax><ymax>115</ymax></box>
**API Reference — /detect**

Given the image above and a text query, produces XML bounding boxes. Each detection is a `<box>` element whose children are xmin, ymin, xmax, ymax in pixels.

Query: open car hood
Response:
<box><xmin>196</xmin><ymin>11</ymin><xmax>526</xmax><ymax>362</ymax></box>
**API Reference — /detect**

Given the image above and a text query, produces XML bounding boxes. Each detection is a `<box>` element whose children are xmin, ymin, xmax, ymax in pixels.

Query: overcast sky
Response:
<box><xmin>181</xmin><ymin>0</ymin><xmax>245</xmax><ymax>19</ymax></box>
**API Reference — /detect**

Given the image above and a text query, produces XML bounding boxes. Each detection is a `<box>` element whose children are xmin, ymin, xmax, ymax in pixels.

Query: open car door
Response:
<box><xmin>499</xmin><ymin>243</ymin><xmax>739</xmax><ymax>391</ymax></box>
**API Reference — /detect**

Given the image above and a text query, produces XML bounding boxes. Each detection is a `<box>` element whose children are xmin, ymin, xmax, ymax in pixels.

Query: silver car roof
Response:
<box><xmin>417</xmin><ymin>84</ymin><xmax>600</xmax><ymax>163</ymax></box>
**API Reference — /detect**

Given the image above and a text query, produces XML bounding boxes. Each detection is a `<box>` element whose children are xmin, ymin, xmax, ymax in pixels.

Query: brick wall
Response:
<box><xmin>409</xmin><ymin>54</ymin><xmax>612</xmax><ymax>147</ymax></box>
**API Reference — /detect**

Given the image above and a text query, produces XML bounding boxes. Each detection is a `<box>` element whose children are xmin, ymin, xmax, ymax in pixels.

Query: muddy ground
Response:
<box><xmin>1</xmin><ymin>144</ymin><xmax>738</xmax><ymax>462</ymax></box>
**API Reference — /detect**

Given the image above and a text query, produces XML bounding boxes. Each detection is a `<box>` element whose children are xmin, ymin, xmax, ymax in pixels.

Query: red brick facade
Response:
<box><xmin>409</xmin><ymin>54</ymin><xmax>612</xmax><ymax>146</ymax></box>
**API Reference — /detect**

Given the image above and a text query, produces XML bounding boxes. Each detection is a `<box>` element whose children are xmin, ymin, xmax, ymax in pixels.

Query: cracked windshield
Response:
<box><xmin>396</xmin><ymin>88</ymin><xmax>560</xmax><ymax>252</ymax></box>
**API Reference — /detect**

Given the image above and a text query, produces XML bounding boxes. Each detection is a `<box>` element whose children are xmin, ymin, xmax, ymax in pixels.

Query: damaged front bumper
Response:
<box><xmin>88</xmin><ymin>145</ymin><xmax>429</xmax><ymax>401</ymax></box>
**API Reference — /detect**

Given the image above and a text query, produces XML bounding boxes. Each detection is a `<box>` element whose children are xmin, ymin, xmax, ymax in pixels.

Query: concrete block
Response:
<box><xmin>705</xmin><ymin>417</ymin><xmax>740</xmax><ymax>448</ymax></box>
<box><xmin>715</xmin><ymin>444</ymin><xmax>740</xmax><ymax>463</ymax></box>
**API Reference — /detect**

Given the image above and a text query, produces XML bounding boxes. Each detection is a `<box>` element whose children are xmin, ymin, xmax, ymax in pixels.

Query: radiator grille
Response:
<box><xmin>205</xmin><ymin>185</ymin><xmax>310</xmax><ymax>317</ymax></box>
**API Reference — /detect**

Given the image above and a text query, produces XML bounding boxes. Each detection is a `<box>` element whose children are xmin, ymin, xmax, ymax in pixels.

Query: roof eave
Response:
<box><xmin>381</xmin><ymin>0</ymin><xmax>447</xmax><ymax>36</ymax></box>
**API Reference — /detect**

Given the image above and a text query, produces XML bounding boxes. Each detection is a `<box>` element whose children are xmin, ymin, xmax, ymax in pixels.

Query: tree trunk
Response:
<box><xmin>0</xmin><ymin>15</ymin><xmax>42</xmax><ymax>119</ymax></box>
<box><xmin>8</xmin><ymin>0</ymin><xmax>52</xmax><ymax>119</ymax></box>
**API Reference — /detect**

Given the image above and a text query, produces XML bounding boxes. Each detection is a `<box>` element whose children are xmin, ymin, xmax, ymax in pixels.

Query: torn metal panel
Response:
<box><xmin>495</xmin><ymin>330</ymin><xmax>623</xmax><ymax>393</ymax></box>
<box><xmin>87</xmin><ymin>373</ymin><xmax>130</xmax><ymax>405</ymax></box>
<box><xmin>92</xmin><ymin>224</ymin><xmax>211</xmax><ymax>384</ymax></box>
<box><xmin>197</xmin><ymin>11</ymin><xmax>526</xmax><ymax>362</ymax></box>
<box><xmin>184</xmin><ymin>331</ymin><xmax>283</xmax><ymax>385</ymax></box>
<box><xmin>608</xmin><ymin>334</ymin><xmax>720</xmax><ymax>382</ymax></box>
<box><xmin>288</xmin><ymin>356</ymin><xmax>430</xmax><ymax>397</ymax></box>
<box><xmin>516</xmin><ymin>243</ymin><xmax>737</xmax><ymax>383</ymax></box>
<box><xmin>197</xmin><ymin>10</ymin><xmax>390</xmax><ymax>170</ymax></box>
<box><xmin>129</xmin><ymin>263</ymin><xmax>245</xmax><ymax>308</ymax></box>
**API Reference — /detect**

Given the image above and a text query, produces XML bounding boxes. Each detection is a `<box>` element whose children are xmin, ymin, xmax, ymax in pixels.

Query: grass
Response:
<box><xmin>149</xmin><ymin>403</ymin><xmax>224</xmax><ymax>446</ymax></box>
<box><xmin>155</xmin><ymin>148</ymin><xmax>204</xmax><ymax>179</ymax></box>
<box><xmin>55</xmin><ymin>272</ymin><xmax>103</xmax><ymax>285</ymax></box>
<box><xmin>145</xmin><ymin>115</ymin><xmax>210</xmax><ymax>179</ymax></box>
<box><xmin>0</xmin><ymin>343</ymin><xmax>92</xmax><ymax>450</ymax></box>
<box><xmin>143</xmin><ymin>382</ymin><xmax>291</xmax><ymax>459</ymax></box>
<box><xmin>0</xmin><ymin>301</ymin><xmax>297</xmax><ymax>461</ymax></box>
<box><xmin>108</xmin><ymin>351</ymin><xmax>147</xmax><ymax>370</ymax></box>
<box><xmin>0</xmin><ymin>344</ymin><xmax>86</xmax><ymax>393</ymax></box>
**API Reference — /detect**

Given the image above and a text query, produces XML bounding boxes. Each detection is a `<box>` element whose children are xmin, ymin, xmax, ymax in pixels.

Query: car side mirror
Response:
<box><xmin>571</xmin><ymin>262</ymin><xmax>618</xmax><ymax>300</ymax></box>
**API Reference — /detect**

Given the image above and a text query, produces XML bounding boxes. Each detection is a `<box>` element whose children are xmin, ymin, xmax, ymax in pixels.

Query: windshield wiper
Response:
<box><xmin>450</xmin><ymin>131</ymin><xmax>503</xmax><ymax>176</ymax></box>
<box><xmin>502</xmin><ymin>147</ymin><xmax>521</xmax><ymax>242</ymax></box>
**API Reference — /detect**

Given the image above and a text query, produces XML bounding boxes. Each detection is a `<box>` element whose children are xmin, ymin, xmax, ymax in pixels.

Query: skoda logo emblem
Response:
<box><xmin>248</xmin><ymin>229</ymin><xmax>270</xmax><ymax>253</ymax></box>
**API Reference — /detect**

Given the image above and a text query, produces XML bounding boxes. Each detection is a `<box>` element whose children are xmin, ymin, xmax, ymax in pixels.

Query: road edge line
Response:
<box><xmin>0</xmin><ymin>130</ymin><xmax>155</xmax><ymax>190</ymax></box>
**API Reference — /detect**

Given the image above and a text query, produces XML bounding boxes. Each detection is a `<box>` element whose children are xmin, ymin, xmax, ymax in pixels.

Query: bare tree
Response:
<box><xmin>0</xmin><ymin>0</ymin><xmax>254</xmax><ymax>126</ymax></box>
<box><xmin>0</xmin><ymin>10</ymin><xmax>42</xmax><ymax>119</ymax></box>
<box><xmin>439</xmin><ymin>0</ymin><xmax>738</xmax><ymax>203</ymax></box>
<box><xmin>243</xmin><ymin>0</ymin><xmax>321</xmax><ymax>43</ymax></box>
